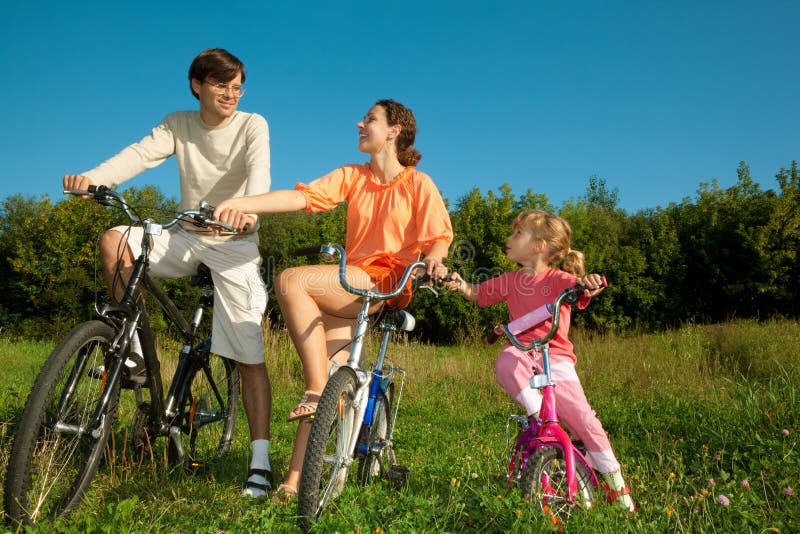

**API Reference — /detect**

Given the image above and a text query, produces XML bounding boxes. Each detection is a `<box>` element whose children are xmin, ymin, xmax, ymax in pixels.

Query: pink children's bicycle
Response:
<box><xmin>486</xmin><ymin>280</ymin><xmax>608</xmax><ymax>523</ymax></box>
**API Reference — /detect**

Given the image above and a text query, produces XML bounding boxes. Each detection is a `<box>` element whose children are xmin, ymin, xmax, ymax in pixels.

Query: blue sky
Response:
<box><xmin>1</xmin><ymin>1</ymin><xmax>797</xmax><ymax>213</ymax></box>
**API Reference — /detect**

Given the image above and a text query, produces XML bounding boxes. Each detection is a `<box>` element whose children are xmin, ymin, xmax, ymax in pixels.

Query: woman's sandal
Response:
<box><xmin>271</xmin><ymin>483</ymin><xmax>298</xmax><ymax>505</ymax></box>
<box><xmin>287</xmin><ymin>390</ymin><xmax>322</xmax><ymax>422</ymax></box>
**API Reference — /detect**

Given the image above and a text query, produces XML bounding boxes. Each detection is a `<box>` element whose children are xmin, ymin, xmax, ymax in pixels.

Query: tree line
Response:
<box><xmin>1</xmin><ymin>161</ymin><xmax>797</xmax><ymax>343</ymax></box>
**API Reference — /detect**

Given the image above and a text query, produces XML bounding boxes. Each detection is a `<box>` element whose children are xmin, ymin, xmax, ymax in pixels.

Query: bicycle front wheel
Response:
<box><xmin>521</xmin><ymin>445</ymin><xmax>595</xmax><ymax>524</ymax></box>
<box><xmin>168</xmin><ymin>345</ymin><xmax>240</xmax><ymax>467</ymax></box>
<box><xmin>297</xmin><ymin>368</ymin><xmax>358</xmax><ymax>528</ymax></box>
<box><xmin>4</xmin><ymin>320</ymin><xmax>121</xmax><ymax>526</ymax></box>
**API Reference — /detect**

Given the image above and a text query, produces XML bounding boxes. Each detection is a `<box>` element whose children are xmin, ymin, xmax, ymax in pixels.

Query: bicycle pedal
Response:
<box><xmin>120</xmin><ymin>377</ymin><xmax>148</xmax><ymax>390</ymax></box>
<box><xmin>387</xmin><ymin>464</ymin><xmax>411</xmax><ymax>485</ymax></box>
<box><xmin>183</xmin><ymin>460</ymin><xmax>209</xmax><ymax>476</ymax></box>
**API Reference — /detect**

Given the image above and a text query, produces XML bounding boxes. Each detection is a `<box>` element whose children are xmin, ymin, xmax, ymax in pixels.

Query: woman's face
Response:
<box><xmin>356</xmin><ymin>105</ymin><xmax>397</xmax><ymax>154</ymax></box>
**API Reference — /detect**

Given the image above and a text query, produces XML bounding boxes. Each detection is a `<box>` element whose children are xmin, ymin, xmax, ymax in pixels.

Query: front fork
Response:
<box><xmin>539</xmin><ymin>422</ymin><xmax>580</xmax><ymax>502</ymax></box>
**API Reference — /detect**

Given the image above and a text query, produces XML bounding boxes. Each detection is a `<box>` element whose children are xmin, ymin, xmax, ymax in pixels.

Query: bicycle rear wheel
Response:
<box><xmin>356</xmin><ymin>382</ymin><xmax>395</xmax><ymax>484</ymax></box>
<box><xmin>4</xmin><ymin>320</ymin><xmax>121</xmax><ymax>526</ymax></box>
<box><xmin>521</xmin><ymin>445</ymin><xmax>595</xmax><ymax>524</ymax></box>
<box><xmin>168</xmin><ymin>343</ymin><xmax>239</xmax><ymax>467</ymax></box>
<box><xmin>297</xmin><ymin>368</ymin><xmax>358</xmax><ymax>529</ymax></box>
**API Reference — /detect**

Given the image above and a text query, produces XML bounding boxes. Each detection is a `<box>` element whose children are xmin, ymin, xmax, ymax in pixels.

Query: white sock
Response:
<box><xmin>603</xmin><ymin>469</ymin><xmax>635</xmax><ymax>512</ymax></box>
<box><xmin>125</xmin><ymin>332</ymin><xmax>143</xmax><ymax>367</ymax></box>
<box><xmin>251</xmin><ymin>439</ymin><xmax>271</xmax><ymax>471</ymax></box>
<box><xmin>242</xmin><ymin>439</ymin><xmax>271</xmax><ymax>498</ymax></box>
<box><xmin>514</xmin><ymin>388</ymin><xmax>542</xmax><ymax>416</ymax></box>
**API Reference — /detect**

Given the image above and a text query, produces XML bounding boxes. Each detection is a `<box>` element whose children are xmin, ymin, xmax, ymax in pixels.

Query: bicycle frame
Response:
<box><xmin>520</xmin><ymin>344</ymin><xmax>600</xmax><ymax>503</ymax></box>
<box><xmin>63</xmin><ymin>186</ymin><xmax>235</xmax><ymax>447</ymax></box>
<box><xmin>321</xmin><ymin>244</ymin><xmax>424</xmax><ymax>461</ymax></box>
<box><xmin>297</xmin><ymin>243</ymin><xmax>426</xmax><ymax>524</ymax></box>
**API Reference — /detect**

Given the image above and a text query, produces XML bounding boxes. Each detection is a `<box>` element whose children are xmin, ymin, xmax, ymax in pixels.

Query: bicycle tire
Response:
<box><xmin>356</xmin><ymin>382</ymin><xmax>395</xmax><ymax>484</ymax></box>
<box><xmin>297</xmin><ymin>368</ymin><xmax>358</xmax><ymax>529</ymax></box>
<box><xmin>521</xmin><ymin>445</ymin><xmax>595</xmax><ymax>524</ymax></box>
<box><xmin>4</xmin><ymin>320</ymin><xmax>121</xmax><ymax>526</ymax></box>
<box><xmin>168</xmin><ymin>345</ymin><xmax>240</xmax><ymax>467</ymax></box>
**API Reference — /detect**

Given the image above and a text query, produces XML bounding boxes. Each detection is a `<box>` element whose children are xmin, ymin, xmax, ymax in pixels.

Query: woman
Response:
<box><xmin>215</xmin><ymin>99</ymin><xmax>453</xmax><ymax>500</ymax></box>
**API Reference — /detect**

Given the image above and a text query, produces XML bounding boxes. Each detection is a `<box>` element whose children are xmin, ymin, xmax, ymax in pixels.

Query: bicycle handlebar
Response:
<box><xmin>64</xmin><ymin>185</ymin><xmax>238</xmax><ymax>233</ymax></box>
<box><xmin>296</xmin><ymin>243</ymin><xmax>427</xmax><ymax>301</ymax></box>
<box><xmin>486</xmin><ymin>276</ymin><xmax>608</xmax><ymax>350</ymax></box>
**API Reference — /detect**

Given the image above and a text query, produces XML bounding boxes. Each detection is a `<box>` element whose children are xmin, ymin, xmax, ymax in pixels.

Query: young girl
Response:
<box><xmin>444</xmin><ymin>209</ymin><xmax>635</xmax><ymax>512</ymax></box>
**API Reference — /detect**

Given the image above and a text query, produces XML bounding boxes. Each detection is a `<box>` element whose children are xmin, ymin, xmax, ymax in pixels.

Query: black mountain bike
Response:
<box><xmin>4</xmin><ymin>186</ymin><xmax>241</xmax><ymax>526</ymax></box>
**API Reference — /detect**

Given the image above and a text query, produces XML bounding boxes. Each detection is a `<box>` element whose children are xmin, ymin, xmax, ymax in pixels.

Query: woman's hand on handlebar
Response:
<box><xmin>576</xmin><ymin>273</ymin><xmax>607</xmax><ymax>297</ymax></box>
<box><xmin>421</xmin><ymin>257</ymin><xmax>449</xmax><ymax>281</ymax></box>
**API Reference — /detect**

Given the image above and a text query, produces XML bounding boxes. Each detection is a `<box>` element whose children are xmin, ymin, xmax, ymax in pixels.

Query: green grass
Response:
<box><xmin>1</xmin><ymin>319</ymin><xmax>799</xmax><ymax>533</ymax></box>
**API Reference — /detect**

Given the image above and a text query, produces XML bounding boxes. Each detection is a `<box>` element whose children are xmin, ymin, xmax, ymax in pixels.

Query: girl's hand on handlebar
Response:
<box><xmin>442</xmin><ymin>271</ymin><xmax>478</xmax><ymax>302</ymax></box>
<box><xmin>442</xmin><ymin>271</ymin><xmax>464</xmax><ymax>291</ymax></box>
<box><xmin>576</xmin><ymin>273</ymin><xmax>607</xmax><ymax>297</ymax></box>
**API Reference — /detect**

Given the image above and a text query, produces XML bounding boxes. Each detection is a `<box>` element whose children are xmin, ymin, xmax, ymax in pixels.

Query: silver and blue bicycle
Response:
<box><xmin>295</xmin><ymin>243</ymin><xmax>433</xmax><ymax>530</ymax></box>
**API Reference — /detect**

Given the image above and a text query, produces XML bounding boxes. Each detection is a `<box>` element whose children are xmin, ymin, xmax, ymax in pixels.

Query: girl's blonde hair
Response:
<box><xmin>512</xmin><ymin>209</ymin><xmax>585</xmax><ymax>276</ymax></box>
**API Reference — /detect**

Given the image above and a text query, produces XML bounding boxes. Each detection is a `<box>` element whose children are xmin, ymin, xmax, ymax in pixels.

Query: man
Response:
<box><xmin>63</xmin><ymin>48</ymin><xmax>273</xmax><ymax>498</ymax></box>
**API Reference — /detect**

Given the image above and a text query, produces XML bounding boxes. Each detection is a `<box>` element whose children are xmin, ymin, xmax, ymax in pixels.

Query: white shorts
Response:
<box><xmin>114</xmin><ymin>225</ymin><xmax>267</xmax><ymax>365</ymax></box>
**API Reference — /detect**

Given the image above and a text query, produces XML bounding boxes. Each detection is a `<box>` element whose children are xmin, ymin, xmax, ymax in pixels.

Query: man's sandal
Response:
<box><xmin>242</xmin><ymin>468</ymin><xmax>274</xmax><ymax>497</ymax></box>
<box><xmin>271</xmin><ymin>483</ymin><xmax>298</xmax><ymax>505</ymax></box>
<box><xmin>287</xmin><ymin>390</ymin><xmax>322</xmax><ymax>422</ymax></box>
<box><xmin>603</xmin><ymin>483</ymin><xmax>636</xmax><ymax>513</ymax></box>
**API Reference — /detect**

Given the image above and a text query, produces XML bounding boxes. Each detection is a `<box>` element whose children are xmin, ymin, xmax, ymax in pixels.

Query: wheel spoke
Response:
<box><xmin>5</xmin><ymin>322</ymin><xmax>120</xmax><ymax>525</ymax></box>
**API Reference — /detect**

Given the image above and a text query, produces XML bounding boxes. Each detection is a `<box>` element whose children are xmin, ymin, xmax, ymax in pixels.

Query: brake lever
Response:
<box><xmin>415</xmin><ymin>272</ymin><xmax>456</xmax><ymax>298</ymax></box>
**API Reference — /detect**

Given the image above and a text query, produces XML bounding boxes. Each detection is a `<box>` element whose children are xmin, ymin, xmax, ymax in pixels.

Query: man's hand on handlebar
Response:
<box><xmin>212</xmin><ymin>199</ymin><xmax>255</xmax><ymax>234</ymax></box>
<box><xmin>63</xmin><ymin>174</ymin><xmax>95</xmax><ymax>199</ymax></box>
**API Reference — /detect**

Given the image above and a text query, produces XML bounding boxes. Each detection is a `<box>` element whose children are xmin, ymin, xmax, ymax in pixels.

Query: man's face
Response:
<box><xmin>191</xmin><ymin>72</ymin><xmax>243</xmax><ymax>126</ymax></box>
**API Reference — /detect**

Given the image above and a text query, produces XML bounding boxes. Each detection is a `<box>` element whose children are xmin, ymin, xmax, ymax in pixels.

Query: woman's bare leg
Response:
<box><xmin>275</xmin><ymin>264</ymin><xmax>380</xmax><ymax>394</ymax></box>
<box><xmin>274</xmin><ymin>264</ymin><xmax>379</xmax><ymax>495</ymax></box>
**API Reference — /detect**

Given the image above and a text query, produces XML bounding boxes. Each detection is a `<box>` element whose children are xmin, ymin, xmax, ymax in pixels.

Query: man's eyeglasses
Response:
<box><xmin>204</xmin><ymin>79</ymin><xmax>245</xmax><ymax>98</ymax></box>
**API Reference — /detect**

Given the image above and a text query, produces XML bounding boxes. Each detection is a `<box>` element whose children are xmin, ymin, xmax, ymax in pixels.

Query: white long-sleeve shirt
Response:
<box><xmin>84</xmin><ymin>110</ymin><xmax>270</xmax><ymax>213</ymax></box>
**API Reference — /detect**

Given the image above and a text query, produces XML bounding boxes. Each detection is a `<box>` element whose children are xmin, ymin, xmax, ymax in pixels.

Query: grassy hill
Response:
<box><xmin>1</xmin><ymin>320</ymin><xmax>798</xmax><ymax>532</ymax></box>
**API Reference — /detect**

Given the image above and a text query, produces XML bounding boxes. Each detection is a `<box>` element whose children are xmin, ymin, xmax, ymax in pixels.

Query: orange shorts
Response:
<box><xmin>361</xmin><ymin>259</ymin><xmax>414</xmax><ymax>309</ymax></box>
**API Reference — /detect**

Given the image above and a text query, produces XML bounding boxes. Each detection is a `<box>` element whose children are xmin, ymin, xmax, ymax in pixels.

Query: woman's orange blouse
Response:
<box><xmin>295</xmin><ymin>163</ymin><xmax>453</xmax><ymax>269</ymax></box>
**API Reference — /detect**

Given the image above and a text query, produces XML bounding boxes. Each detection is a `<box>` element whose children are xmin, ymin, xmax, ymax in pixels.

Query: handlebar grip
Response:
<box><xmin>573</xmin><ymin>276</ymin><xmax>609</xmax><ymax>295</ymax></box>
<box><xmin>483</xmin><ymin>325</ymin><xmax>503</xmax><ymax>346</ymax></box>
<box><xmin>293</xmin><ymin>246</ymin><xmax>322</xmax><ymax>257</ymax></box>
<box><xmin>64</xmin><ymin>184</ymin><xmax>107</xmax><ymax>199</ymax></box>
